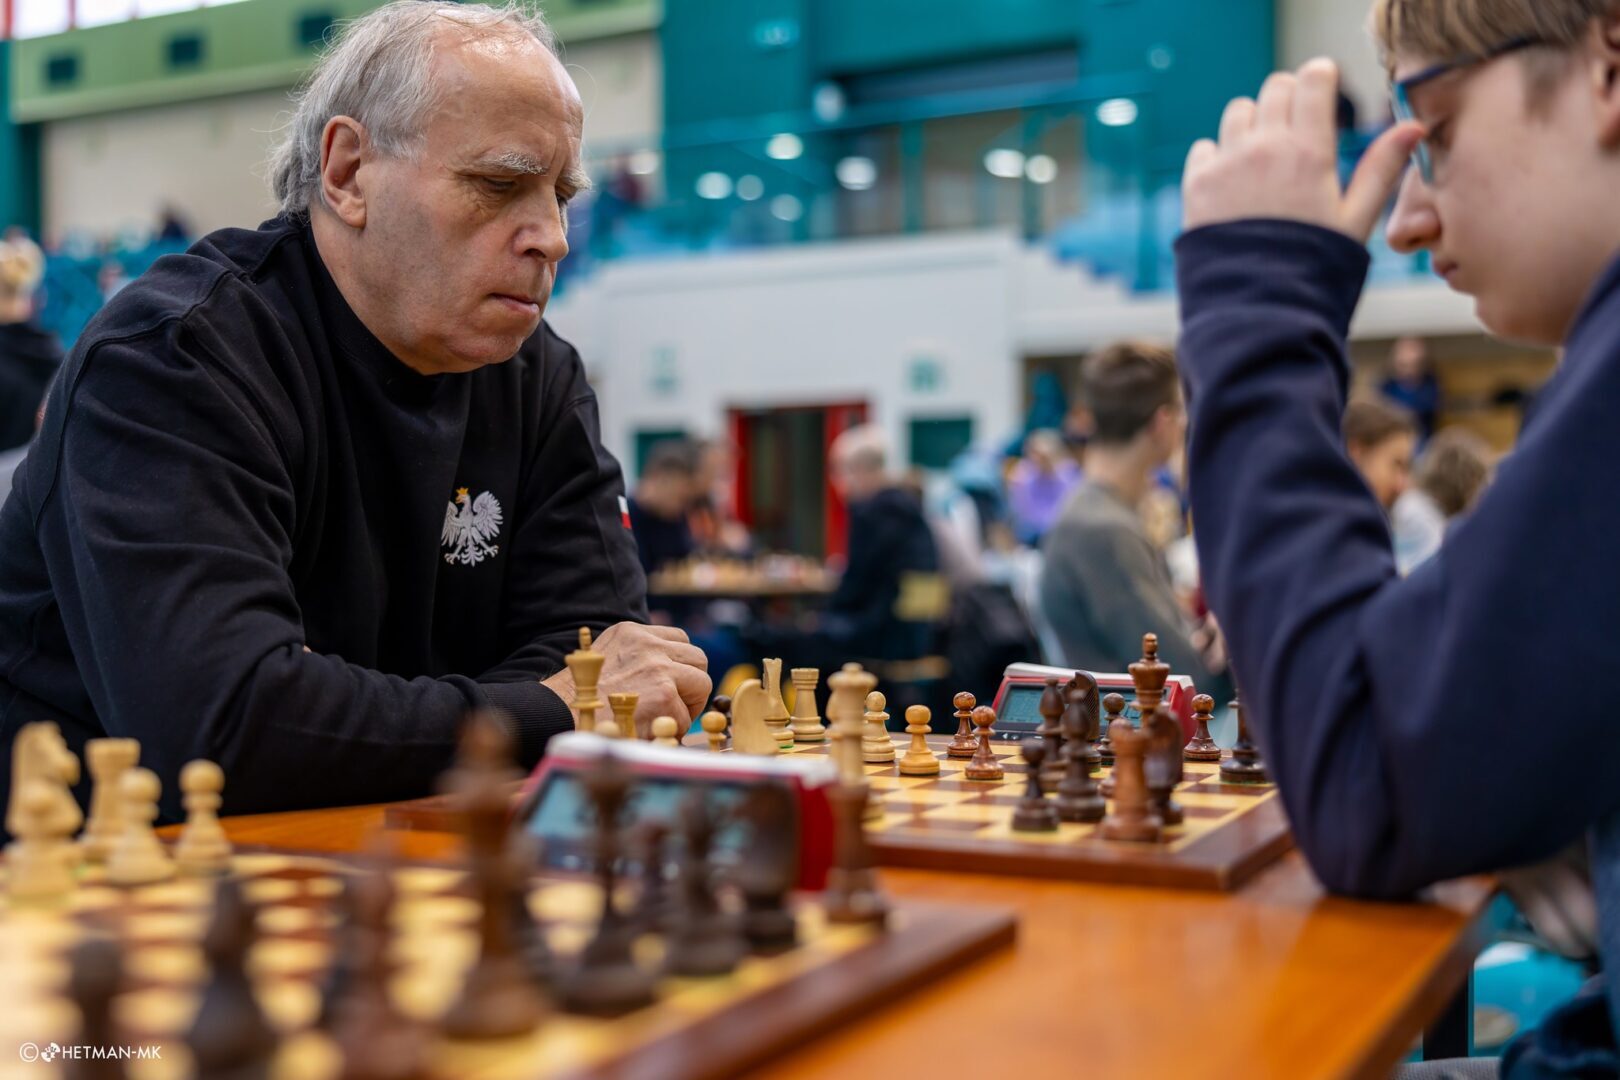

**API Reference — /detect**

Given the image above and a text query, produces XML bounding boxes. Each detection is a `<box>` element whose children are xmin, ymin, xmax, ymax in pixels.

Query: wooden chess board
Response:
<box><xmin>783</xmin><ymin>735</ymin><xmax>1291</xmax><ymax>891</ymax></box>
<box><xmin>0</xmin><ymin>850</ymin><xmax>1014</xmax><ymax>1080</ymax></box>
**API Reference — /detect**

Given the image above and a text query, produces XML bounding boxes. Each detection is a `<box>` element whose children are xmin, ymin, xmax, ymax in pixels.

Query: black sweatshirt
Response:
<box><xmin>0</xmin><ymin>320</ymin><xmax>62</xmax><ymax>451</ymax></box>
<box><xmin>0</xmin><ymin>217</ymin><xmax>647</xmax><ymax>824</ymax></box>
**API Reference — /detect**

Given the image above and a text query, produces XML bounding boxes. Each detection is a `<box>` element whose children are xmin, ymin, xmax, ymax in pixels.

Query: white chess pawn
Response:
<box><xmin>80</xmin><ymin>738</ymin><xmax>140</xmax><ymax>863</ymax></box>
<box><xmin>4</xmin><ymin>781</ymin><xmax>77</xmax><ymax>903</ymax></box>
<box><xmin>175</xmin><ymin>760</ymin><xmax>231</xmax><ymax>876</ymax></box>
<box><xmin>651</xmin><ymin>716</ymin><xmax>681</xmax><ymax>748</ymax></box>
<box><xmin>862</xmin><ymin>691</ymin><xmax>897</xmax><ymax>764</ymax></box>
<box><xmin>106</xmin><ymin>768</ymin><xmax>175</xmax><ymax>886</ymax></box>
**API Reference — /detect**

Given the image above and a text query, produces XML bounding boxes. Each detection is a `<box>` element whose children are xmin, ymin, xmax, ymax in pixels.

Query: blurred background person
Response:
<box><xmin>1040</xmin><ymin>341</ymin><xmax>1231</xmax><ymax>697</ymax></box>
<box><xmin>1379</xmin><ymin>336</ymin><xmax>1441</xmax><ymax>443</ymax></box>
<box><xmin>1006</xmin><ymin>428</ymin><xmax>1081</xmax><ymax>546</ymax></box>
<box><xmin>1343</xmin><ymin>397</ymin><xmax>1419</xmax><ymax>517</ymax></box>
<box><xmin>1393</xmin><ymin>428</ymin><xmax>1495</xmax><ymax>576</ymax></box>
<box><xmin>0</xmin><ymin>236</ymin><xmax>60</xmax><ymax>456</ymax></box>
<box><xmin>627</xmin><ymin>439</ymin><xmax>700</xmax><ymax>584</ymax></box>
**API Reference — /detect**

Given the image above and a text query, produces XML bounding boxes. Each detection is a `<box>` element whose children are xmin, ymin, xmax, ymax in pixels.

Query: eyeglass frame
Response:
<box><xmin>1391</xmin><ymin>35</ymin><xmax>1547</xmax><ymax>185</ymax></box>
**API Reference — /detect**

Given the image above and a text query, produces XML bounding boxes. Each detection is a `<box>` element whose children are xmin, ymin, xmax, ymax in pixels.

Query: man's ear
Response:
<box><xmin>1590</xmin><ymin>14</ymin><xmax>1620</xmax><ymax>148</ymax></box>
<box><xmin>320</xmin><ymin>116</ymin><xmax>369</xmax><ymax>228</ymax></box>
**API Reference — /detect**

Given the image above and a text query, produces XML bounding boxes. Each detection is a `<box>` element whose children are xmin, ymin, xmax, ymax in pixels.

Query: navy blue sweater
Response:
<box><xmin>0</xmin><ymin>218</ymin><xmax>647</xmax><ymax>824</ymax></box>
<box><xmin>1177</xmin><ymin>220</ymin><xmax>1620</xmax><ymax>899</ymax></box>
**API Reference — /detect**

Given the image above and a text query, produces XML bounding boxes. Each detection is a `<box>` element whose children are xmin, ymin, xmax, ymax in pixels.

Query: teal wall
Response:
<box><xmin>0</xmin><ymin>44</ymin><xmax>39</xmax><ymax>232</ymax></box>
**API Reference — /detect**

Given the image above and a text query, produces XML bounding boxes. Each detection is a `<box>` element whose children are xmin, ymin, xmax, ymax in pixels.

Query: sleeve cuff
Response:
<box><xmin>1174</xmin><ymin>219</ymin><xmax>1371</xmax><ymax>338</ymax></box>
<box><xmin>478</xmin><ymin>680</ymin><xmax>575</xmax><ymax>768</ymax></box>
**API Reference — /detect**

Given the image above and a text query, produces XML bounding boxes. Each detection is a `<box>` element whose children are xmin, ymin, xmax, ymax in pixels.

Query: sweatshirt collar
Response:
<box><xmin>1566</xmin><ymin>245</ymin><xmax>1620</xmax><ymax>354</ymax></box>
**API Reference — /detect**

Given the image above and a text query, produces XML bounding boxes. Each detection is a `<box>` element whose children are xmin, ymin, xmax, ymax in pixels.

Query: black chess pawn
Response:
<box><xmin>1098</xmin><ymin>693</ymin><xmax>1124</xmax><ymax>766</ymax></box>
<box><xmin>1011</xmin><ymin>739</ymin><xmax>1060</xmax><ymax>832</ymax></box>
<box><xmin>628</xmin><ymin>821</ymin><xmax>677</xmax><ymax>936</ymax></box>
<box><xmin>507</xmin><ymin>832</ymin><xmax>557</xmax><ymax>990</ymax></box>
<box><xmin>330</xmin><ymin>868</ymin><xmax>430</xmax><ymax>1080</ymax></box>
<box><xmin>1143</xmin><ymin>704</ymin><xmax>1185</xmax><ymax>827</ymax></box>
<box><xmin>1183</xmin><ymin>693</ymin><xmax>1222</xmax><ymax>762</ymax></box>
<box><xmin>66</xmin><ymin>938</ymin><xmax>126</xmax><ymax>1080</ymax></box>
<box><xmin>1054</xmin><ymin>696</ymin><xmax>1106</xmax><ymax>824</ymax></box>
<box><xmin>186</xmin><ymin>877</ymin><xmax>279</xmax><ymax>1080</ymax></box>
<box><xmin>822</xmin><ymin>779</ymin><xmax>889</xmax><ymax>927</ymax></box>
<box><xmin>1036</xmin><ymin>678</ymin><xmax>1066</xmax><ymax>789</ymax></box>
<box><xmin>1065</xmin><ymin>673</ymin><xmax>1102</xmax><ymax>776</ymax></box>
<box><xmin>735</xmin><ymin>781</ymin><xmax>800</xmax><ymax>955</ymax></box>
<box><xmin>946</xmin><ymin>691</ymin><xmax>979</xmax><ymax>759</ymax></box>
<box><xmin>1220</xmin><ymin>697</ymin><xmax>1269</xmax><ymax>783</ymax></box>
<box><xmin>663</xmin><ymin>791</ymin><xmax>748</xmax><ymax>977</ymax></box>
<box><xmin>712</xmin><ymin>694</ymin><xmax>734</xmax><ymax>747</ymax></box>
<box><xmin>559</xmin><ymin>752</ymin><xmax>658</xmax><ymax>1016</ymax></box>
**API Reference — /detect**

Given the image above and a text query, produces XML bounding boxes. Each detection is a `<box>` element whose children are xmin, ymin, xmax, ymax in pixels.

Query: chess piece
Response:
<box><xmin>735</xmin><ymin>782</ymin><xmax>800</xmax><ymax>954</ymax></box>
<box><xmin>566</xmin><ymin>627</ymin><xmax>605</xmax><ymax>733</ymax></box>
<box><xmin>1055</xmin><ymin>691</ymin><xmax>1106</xmax><ymax>824</ymax></box>
<box><xmin>80</xmin><ymin>738</ymin><xmax>139</xmax><ymax>863</ymax></box>
<box><xmin>559</xmin><ymin>752</ymin><xmax>657</xmax><ymax>1015</ymax></box>
<box><xmin>861</xmin><ymin>691</ymin><xmax>897</xmax><ymax>764</ymax></box>
<box><xmin>1183</xmin><ymin>693</ymin><xmax>1222</xmax><ymax>762</ymax></box>
<box><xmin>4</xmin><ymin>781</ymin><xmax>77</xmax><ymax>903</ymax></box>
<box><xmin>7</xmin><ymin>722</ymin><xmax>83</xmax><ymax>880</ymax></box>
<box><xmin>826</xmin><ymin>663</ymin><xmax>876</xmax><ymax>786</ymax></box>
<box><xmin>186</xmin><ymin>877</ymin><xmax>279</xmax><ymax>1078</ymax></box>
<box><xmin>964</xmin><ymin>706</ymin><xmax>1005</xmax><ymax>782</ymax></box>
<box><xmin>106</xmin><ymin>767</ymin><xmax>175</xmax><ymax>886</ymax></box>
<box><xmin>651</xmin><ymin>716</ymin><xmax>681</xmax><ymax>748</ymax></box>
<box><xmin>700</xmin><ymin>710</ymin><xmax>728</xmax><ymax>752</ymax></box>
<box><xmin>608</xmin><ymin>692</ymin><xmax>639</xmax><ymax>740</ymax></box>
<box><xmin>729</xmin><ymin>679</ymin><xmax>779</xmax><ymax>755</ymax></box>
<box><xmin>629</xmin><ymin>822</ymin><xmax>676</xmax><ymax>936</ymax></box>
<box><xmin>762</xmin><ymin>658</ymin><xmax>795</xmax><ymax>749</ymax></box>
<box><xmin>441</xmin><ymin>713</ymin><xmax>548</xmax><ymax>1039</ymax></box>
<box><xmin>506</xmin><ymin>833</ymin><xmax>557</xmax><ymax>993</ymax></box>
<box><xmin>946</xmin><ymin>692</ymin><xmax>979</xmax><ymax>759</ymax></box>
<box><xmin>663</xmin><ymin>792</ymin><xmax>747</xmax><ymax>977</ymax></box>
<box><xmin>330</xmin><ymin>865</ymin><xmax>429</xmax><ymax>1080</ymax></box>
<box><xmin>1143</xmin><ymin>705</ymin><xmax>1185</xmax><ymax>827</ymax></box>
<box><xmin>1098</xmin><ymin>692</ymin><xmax>1124</xmax><ymax>766</ymax></box>
<box><xmin>822</xmin><ymin>779</ymin><xmax>889</xmax><ymax>927</ymax></box>
<box><xmin>1010</xmin><ymin>740</ymin><xmax>1060</xmax><ymax>832</ymax></box>
<box><xmin>789</xmin><ymin>668</ymin><xmax>825</xmax><ymax>742</ymax></box>
<box><xmin>1066</xmin><ymin>672</ymin><xmax>1103</xmax><ymax>775</ymax></box>
<box><xmin>898</xmin><ymin>705</ymin><xmax>941</xmax><ymax>776</ymax></box>
<box><xmin>1099</xmin><ymin>720</ymin><xmax>1162</xmax><ymax>843</ymax></box>
<box><xmin>65</xmin><ymin>937</ymin><xmax>125</xmax><ymax>1080</ymax></box>
<box><xmin>1221</xmin><ymin>696</ymin><xmax>1269</xmax><ymax>783</ymax></box>
<box><xmin>176</xmin><ymin>759</ymin><xmax>232</xmax><ymax>875</ymax></box>
<box><xmin>1036</xmin><ymin>677</ymin><xmax>1067</xmax><ymax>788</ymax></box>
<box><xmin>1129</xmin><ymin>632</ymin><xmax>1171</xmax><ymax>718</ymax></box>
<box><xmin>713</xmin><ymin>694</ymin><xmax>734</xmax><ymax>745</ymax></box>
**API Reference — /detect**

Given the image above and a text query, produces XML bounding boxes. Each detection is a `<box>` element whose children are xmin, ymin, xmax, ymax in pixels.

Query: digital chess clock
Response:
<box><xmin>989</xmin><ymin>663</ymin><xmax>1199</xmax><ymax>742</ymax></box>
<box><xmin>517</xmin><ymin>732</ymin><xmax>838</xmax><ymax>890</ymax></box>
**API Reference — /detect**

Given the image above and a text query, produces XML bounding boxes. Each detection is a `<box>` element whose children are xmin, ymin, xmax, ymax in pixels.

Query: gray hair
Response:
<box><xmin>269</xmin><ymin>1</ymin><xmax>558</xmax><ymax>218</ymax></box>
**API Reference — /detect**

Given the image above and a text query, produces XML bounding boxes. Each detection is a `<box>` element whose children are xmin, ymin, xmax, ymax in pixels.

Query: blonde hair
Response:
<box><xmin>1371</xmin><ymin>0</ymin><xmax>1617</xmax><ymax>76</ymax></box>
<box><xmin>0</xmin><ymin>238</ymin><xmax>44</xmax><ymax>301</ymax></box>
<box><xmin>1414</xmin><ymin>427</ymin><xmax>1494</xmax><ymax>517</ymax></box>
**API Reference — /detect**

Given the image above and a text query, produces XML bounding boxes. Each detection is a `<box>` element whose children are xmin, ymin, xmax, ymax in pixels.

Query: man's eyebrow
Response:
<box><xmin>561</xmin><ymin>162</ymin><xmax>593</xmax><ymax>193</ymax></box>
<box><xmin>467</xmin><ymin>150</ymin><xmax>548</xmax><ymax>175</ymax></box>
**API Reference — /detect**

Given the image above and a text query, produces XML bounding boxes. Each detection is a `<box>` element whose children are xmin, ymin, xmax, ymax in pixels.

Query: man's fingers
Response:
<box><xmin>671</xmin><ymin>665</ymin><xmax>713</xmax><ymax>718</ymax></box>
<box><xmin>1292</xmin><ymin>58</ymin><xmax>1339</xmax><ymax>143</ymax></box>
<box><xmin>1219</xmin><ymin>97</ymin><xmax>1256</xmax><ymax>147</ymax></box>
<box><xmin>1255</xmin><ymin>72</ymin><xmax>1297</xmax><ymax>129</ymax></box>
<box><xmin>1343</xmin><ymin>120</ymin><xmax>1425</xmax><ymax>240</ymax></box>
<box><xmin>638</xmin><ymin>624</ymin><xmax>691</xmax><ymax>643</ymax></box>
<box><xmin>665</xmin><ymin>643</ymin><xmax>709</xmax><ymax>670</ymax></box>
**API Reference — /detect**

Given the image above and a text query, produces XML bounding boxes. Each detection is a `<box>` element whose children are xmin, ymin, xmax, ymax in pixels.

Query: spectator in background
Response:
<box><xmin>0</xmin><ymin>236</ymin><xmax>61</xmax><ymax>454</ymax></box>
<box><xmin>97</xmin><ymin>259</ymin><xmax>130</xmax><ymax>303</ymax></box>
<box><xmin>1006</xmin><ymin>428</ymin><xmax>1081</xmax><ymax>545</ymax></box>
<box><xmin>1041</xmin><ymin>341</ymin><xmax>1231</xmax><ymax>696</ymax></box>
<box><xmin>157</xmin><ymin>205</ymin><xmax>192</xmax><ymax>243</ymax></box>
<box><xmin>1393</xmin><ymin>428</ymin><xmax>1494</xmax><ymax>575</ymax></box>
<box><xmin>687</xmin><ymin>437</ymin><xmax>751</xmax><ymax>557</ymax></box>
<box><xmin>1379</xmin><ymin>336</ymin><xmax>1442</xmax><ymax>441</ymax></box>
<box><xmin>627</xmin><ymin>439</ymin><xmax>700</xmax><ymax>580</ymax></box>
<box><xmin>1343</xmin><ymin>397</ymin><xmax>1419</xmax><ymax>514</ymax></box>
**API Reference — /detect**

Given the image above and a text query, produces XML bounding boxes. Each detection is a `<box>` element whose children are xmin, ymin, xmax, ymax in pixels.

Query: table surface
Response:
<box><xmin>186</xmin><ymin>804</ymin><xmax>1495</xmax><ymax>1080</ymax></box>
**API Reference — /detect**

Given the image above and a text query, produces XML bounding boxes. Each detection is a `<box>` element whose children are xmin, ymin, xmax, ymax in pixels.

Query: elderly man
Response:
<box><xmin>0</xmin><ymin>0</ymin><xmax>709</xmax><ymax>825</ymax></box>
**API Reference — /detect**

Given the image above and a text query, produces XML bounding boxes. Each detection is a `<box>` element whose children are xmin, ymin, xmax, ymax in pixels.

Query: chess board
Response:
<box><xmin>0</xmin><ymin>849</ymin><xmax>1015</xmax><ymax>1080</ymax></box>
<box><xmin>788</xmin><ymin>734</ymin><xmax>1292</xmax><ymax>891</ymax></box>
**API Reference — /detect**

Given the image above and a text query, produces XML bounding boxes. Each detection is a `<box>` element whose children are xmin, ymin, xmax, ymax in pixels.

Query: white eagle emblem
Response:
<box><xmin>442</xmin><ymin>486</ymin><xmax>503</xmax><ymax>566</ymax></box>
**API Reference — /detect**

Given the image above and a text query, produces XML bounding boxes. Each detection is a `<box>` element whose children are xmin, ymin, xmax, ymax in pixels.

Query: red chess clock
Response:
<box><xmin>989</xmin><ymin>663</ymin><xmax>1199</xmax><ymax>742</ymax></box>
<box><xmin>516</xmin><ymin>733</ymin><xmax>838</xmax><ymax>891</ymax></box>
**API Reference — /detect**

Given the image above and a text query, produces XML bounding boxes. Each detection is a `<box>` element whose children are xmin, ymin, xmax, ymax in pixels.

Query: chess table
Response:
<box><xmin>190</xmin><ymin>804</ymin><xmax>1496</xmax><ymax>1080</ymax></box>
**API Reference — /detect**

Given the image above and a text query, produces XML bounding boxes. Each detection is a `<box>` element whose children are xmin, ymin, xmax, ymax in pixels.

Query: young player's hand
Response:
<box><xmin>543</xmin><ymin>622</ymin><xmax>712</xmax><ymax>736</ymax></box>
<box><xmin>1182</xmin><ymin>58</ymin><xmax>1424</xmax><ymax>243</ymax></box>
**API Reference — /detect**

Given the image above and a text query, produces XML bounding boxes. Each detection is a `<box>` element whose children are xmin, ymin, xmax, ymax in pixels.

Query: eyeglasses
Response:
<box><xmin>1391</xmin><ymin>35</ymin><xmax>1545</xmax><ymax>185</ymax></box>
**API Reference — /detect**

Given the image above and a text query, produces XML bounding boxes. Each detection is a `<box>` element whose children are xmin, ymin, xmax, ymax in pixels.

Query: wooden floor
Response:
<box><xmin>175</xmin><ymin>804</ymin><xmax>1496</xmax><ymax>1080</ymax></box>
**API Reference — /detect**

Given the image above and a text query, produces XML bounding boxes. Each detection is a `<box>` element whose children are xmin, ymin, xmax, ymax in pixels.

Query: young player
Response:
<box><xmin>1176</xmin><ymin>1</ymin><xmax>1620</xmax><ymax>1072</ymax></box>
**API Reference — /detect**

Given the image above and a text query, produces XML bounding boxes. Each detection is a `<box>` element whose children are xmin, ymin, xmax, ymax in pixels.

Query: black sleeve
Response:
<box><xmin>33</xmin><ymin>327</ymin><xmax>567</xmax><ymax>817</ymax></box>
<box><xmin>1177</xmin><ymin>219</ymin><xmax>1620</xmax><ymax>897</ymax></box>
<box><xmin>479</xmin><ymin>327</ymin><xmax>649</xmax><ymax>684</ymax></box>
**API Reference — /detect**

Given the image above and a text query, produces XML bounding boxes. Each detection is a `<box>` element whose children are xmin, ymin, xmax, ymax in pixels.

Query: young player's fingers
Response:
<box><xmin>1255</xmin><ymin>72</ymin><xmax>1297</xmax><ymax>129</ymax></box>
<box><xmin>1218</xmin><ymin>97</ymin><xmax>1257</xmax><ymax>148</ymax></box>
<box><xmin>1183</xmin><ymin>138</ymin><xmax>1218</xmax><ymax>177</ymax></box>
<box><xmin>1292</xmin><ymin>58</ymin><xmax>1339</xmax><ymax>143</ymax></box>
<box><xmin>1344</xmin><ymin>121</ymin><xmax>1425</xmax><ymax>240</ymax></box>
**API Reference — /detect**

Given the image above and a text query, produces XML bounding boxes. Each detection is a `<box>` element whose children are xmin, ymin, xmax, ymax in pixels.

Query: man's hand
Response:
<box><xmin>1182</xmin><ymin>58</ymin><xmax>1423</xmax><ymax>243</ymax></box>
<box><xmin>543</xmin><ymin>622</ymin><xmax>712</xmax><ymax>738</ymax></box>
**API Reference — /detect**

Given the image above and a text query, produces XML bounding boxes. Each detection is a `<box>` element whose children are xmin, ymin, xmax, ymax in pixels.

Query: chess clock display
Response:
<box><xmin>991</xmin><ymin>662</ymin><xmax>1199</xmax><ymax>742</ymax></box>
<box><xmin>517</xmin><ymin>732</ymin><xmax>839</xmax><ymax>889</ymax></box>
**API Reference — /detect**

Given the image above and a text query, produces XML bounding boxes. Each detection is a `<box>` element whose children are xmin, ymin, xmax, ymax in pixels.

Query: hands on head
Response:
<box><xmin>544</xmin><ymin>622</ymin><xmax>712</xmax><ymax>738</ymax></box>
<box><xmin>1182</xmin><ymin>58</ymin><xmax>1425</xmax><ymax>243</ymax></box>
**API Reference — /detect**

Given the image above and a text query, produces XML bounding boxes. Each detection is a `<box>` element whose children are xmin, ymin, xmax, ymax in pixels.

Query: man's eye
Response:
<box><xmin>479</xmin><ymin>177</ymin><xmax>517</xmax><ymax>194</ymax></box>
